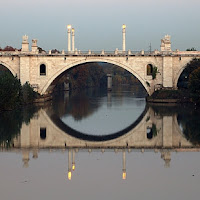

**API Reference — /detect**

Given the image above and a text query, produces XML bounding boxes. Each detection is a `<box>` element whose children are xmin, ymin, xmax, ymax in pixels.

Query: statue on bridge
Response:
<box><xmin>161</xmin><ymin>35</ymin><xmax>172</xmax><ymax>52</ymax></box>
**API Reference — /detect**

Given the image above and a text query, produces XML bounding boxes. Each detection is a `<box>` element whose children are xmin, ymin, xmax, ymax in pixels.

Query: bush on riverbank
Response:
<box><xmin>149</xmin><ymin>89</ymin><xmax>191</xmax><ymax>101</ymax></box>
<box><xmin>0</xmin><ymin>71</ymin><xmax>38</xmax><ymax>111</ymax></box>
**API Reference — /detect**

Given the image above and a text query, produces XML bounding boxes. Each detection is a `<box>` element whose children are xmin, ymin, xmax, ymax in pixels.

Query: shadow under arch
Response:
<box><xmin>47</xmin><ymin>104</ymin><xmax>148</xmax><ymax>142</ymax></box>
<box><xmin>41</xmin><ymin>58</ymin><xmax>150</xmax><ymax>95</ymax></box>
<box><xmin>176</xmin><ymin>58</ymin><xmax>200</xmax><ymax>88</ymax></box>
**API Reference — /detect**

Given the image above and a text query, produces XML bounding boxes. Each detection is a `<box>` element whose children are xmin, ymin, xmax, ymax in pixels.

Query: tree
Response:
<box><xmin>3</xmin><ymin>46</ymin><xmax>16</xmax><ymax>51</ymax></box>
<box><xmin>178</xmin><ymin>58</ymin><xmax>200</xmax><ymax>89</ymax></box>
<box><xmin>22</xmin><ymin>82</ymin><xmax>37</xmax><ymax>104</ymax></box>
<box><xmin>188</xmin><ymin>67</ymin><xmax>200</xmax><ymax>102</ymax></box>
<box><xmin>51</xmin><ymin>49</ymin><xmax>60</xmax><ymax>54</ymax></box>
<box><xmin>68</xmin><ymin>63</ymin><xmax>106</xmax><ymax>90</ymax></box>
<box><xmin>38</xmin><ymin>47</ymin><xmax>46</xmax><ymax>53</ymax></box>
<box><xmin>0</xmin><ymin>71</ymin><xmax>21</xmax><ymax>110</ymax></box>
<box><xmin>0</xmin><ymin>71</ymin><xmax>38</xmax><ymax>111</ymax></box>
<box><xmin>186</xmin><ymin>47</ymin><xmax>197</xmax><ymax>51</ymax></box>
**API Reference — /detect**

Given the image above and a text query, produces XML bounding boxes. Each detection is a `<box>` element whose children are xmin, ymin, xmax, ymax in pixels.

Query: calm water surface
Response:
<box><xmin>1</xmin><ymin>85</ymin><xmax>200</xmax><ymax>200</ymax></box>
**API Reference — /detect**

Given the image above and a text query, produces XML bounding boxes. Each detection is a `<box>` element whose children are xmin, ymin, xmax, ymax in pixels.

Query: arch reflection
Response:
<box><xmin>1</xmin><ymin>104</ymin><xmax>200</xmax><ymax>180</ymax></box>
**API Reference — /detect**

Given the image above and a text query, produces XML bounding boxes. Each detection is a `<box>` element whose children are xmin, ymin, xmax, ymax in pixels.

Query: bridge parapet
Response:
<box><xmin>1</xmin><ymin>50</ymin><xmax>200</xmax><ymax>57</ymax></box>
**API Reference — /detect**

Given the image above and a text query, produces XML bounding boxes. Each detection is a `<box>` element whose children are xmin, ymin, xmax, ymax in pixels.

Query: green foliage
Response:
<box><xmin>178</xmin><ymin>108</ymin><xmax>200</xmax><ymax>145</ymax></box>
<box><xmin>68</xmin><ymin>63</ymin><xmax>106</xmax><ymax>90</ymax></box>
<box><xmin>150</xmin><ymin>89</ymin><xmax>191</xmax><ymax>100</ymax></box>
<box><xmin>0</xmin><ymin>106</ymin><xmax>38</xmax><ymax>147</ymax></box>
<box><xmin>152</xmin><ymin>123</ymin><xmax>158</xmax><ymax>137</ymax></box>
<box><xmin>22</xmin><ymin>82</ymin><xmax>37</xmax><ymax>104</ymax></box>
<box><xmin>0</xmin><ymin>71</ymin><xmax>22</xmax><ymax>110</ymax></box>
<box><xmin>188</xmin><ymin>67</ymin><xmax>200</xmax><ymax>102</ymax></box>
<box><xmin>178</xmin><ymin>58</ymin><xmax>200</xmax><ymax>89</ymax></box>
<box><xmin>152</xmin><ymin>66</ymin><xmax>159</xmax><ymax>80</ymax></box>
<box><xmin>0</xmin><ymin>71</ymin><xmax>37</xmax><ymax>111</ymax></box>
<box><xmin>102</xmin><ymin>63</ymin><xmax>139</xmax><ymax>85</ymax></box>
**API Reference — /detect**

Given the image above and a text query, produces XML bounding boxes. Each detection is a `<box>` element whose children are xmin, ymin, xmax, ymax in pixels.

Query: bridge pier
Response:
<box><xmin>162</xmin><ymin>56</ymin><xmax>173</xmax><ymax>88</ymax></box>
<box><xmin>162</xmin><ymin>116</ymin><xmax>173</xmax><ymax>148</ymax></box>
<box><xmin>107</xmin><ymin>74</ymin><xmax>112</xmax><ymax>91</ymax></box>
<box><xmin>63</xmin><ymin>76</ymin><xmax>70</xmax><ymax>91</ymax></box>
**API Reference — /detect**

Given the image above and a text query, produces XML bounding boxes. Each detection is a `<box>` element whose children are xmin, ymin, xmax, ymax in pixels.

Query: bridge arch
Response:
<box><xmin>41</xmin><ymin>57</ymin><xmax>150</xmax><ymax>95</ymax></box>
<box><xmin>0</xmin><ymin>60</ymin><xmax>17</xmax><ymax>77</ymax></box>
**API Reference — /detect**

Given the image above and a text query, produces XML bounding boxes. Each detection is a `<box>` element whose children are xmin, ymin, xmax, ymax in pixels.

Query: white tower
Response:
<box><xmin>31</xmin><ymin>39</ymin><xmax>38</xmax><ymax>53</ymax></box>
<box><xmin>67</xmin><ymin>25</ymin><xmax>72</xmax><ymax>52</ymax></box>
<box><xmin>22</xmin><ymin>35</ymin><xmax>29</xmax><ymax>52</ymax></box>
<box><xmin>122</xmin><ymin>24</ymin><xmax>126</xmax><ymax>52</ymax></box>
<box><xmin>72</xmin><ymin>28</ymin><xmax>75</xmax><ymax>52</ymax></box>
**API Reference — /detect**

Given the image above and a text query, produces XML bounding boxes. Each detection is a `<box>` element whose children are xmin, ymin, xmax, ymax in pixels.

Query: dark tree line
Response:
<box><xmin>66</xmin><ymin>62</ymin><xmax>139</xmax><ymax>90</ymax></box>
<box><xmin>0</xmin><ymin>70</ymin><xmax>38</xmax><ymax>111</ymax></box>
<box><xmin>0</xmin><ymin>106</ymin><xmax>38</xmax><ymax>148</ymax></box>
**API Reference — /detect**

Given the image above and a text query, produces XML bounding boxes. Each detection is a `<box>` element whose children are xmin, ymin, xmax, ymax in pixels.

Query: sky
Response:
<box><xmin>1</xmin><ymin>0</ymin><xmax>200</xmax><ymax>51</ymax></box>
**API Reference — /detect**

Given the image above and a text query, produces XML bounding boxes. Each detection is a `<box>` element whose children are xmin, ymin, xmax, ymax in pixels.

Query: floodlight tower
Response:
<box><xmin>122</xmin><ymin>24</ymin><xmax>126</xmax><ymax>52</ymax></box>
<box><xmin>67</xmin><ymin>25</ymin><xmax>72</xmax><ymax>52</ymax></box>
<box><xmin>72</xmin><ymin>28</ymin><xmax>75</xmax><ymax>52</ymax></box>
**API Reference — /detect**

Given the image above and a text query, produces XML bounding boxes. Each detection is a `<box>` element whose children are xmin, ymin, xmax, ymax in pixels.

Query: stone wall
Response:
<box><xmin>1</xmin><ymin>52</ymin><xmax>200</xmax><ymax>95</ymax></box>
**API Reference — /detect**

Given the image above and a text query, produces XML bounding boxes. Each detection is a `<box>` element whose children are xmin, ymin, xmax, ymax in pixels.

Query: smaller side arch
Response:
<box><xmin>0</xmin><ymin>61</ymin><xmax>18</xmax><ymax>77</ymax></box>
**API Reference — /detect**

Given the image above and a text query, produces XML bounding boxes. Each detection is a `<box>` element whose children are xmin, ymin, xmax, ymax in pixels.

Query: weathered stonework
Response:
<box><xmin>0</xmin><ymin>35</ymin><xmax>200</xmax><ymax>95</ymax></box>
<box><xmin>12</xmin><ymin>107</ymin><xmax>191</xmax><ymax>149</ymax></box>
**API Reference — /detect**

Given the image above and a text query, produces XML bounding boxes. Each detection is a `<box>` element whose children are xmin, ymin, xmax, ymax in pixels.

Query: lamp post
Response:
<box><xmin>122</xmin><ymin>150</ymin><xmax>126</xmax><ymax>180</ymax></box>
<box><xmin>122</xmin><ymin>24</ymin><xmax>126</xmax><ymax>52</ymax></box>
<box><xmin>72</xmin><ymin>28</ymin><xmax>75</xmax><ymax>52</ymax></box>
<box><xmin>72</xmin><ymin>149</ymin><xmax>75</xmax><ymax>171</ymax></box>
<box><xmin>68</xmin><ymin>149</ymin><xmax>72</xmax><ymax>180</ymax></box>
<box><xmin>67</xmin><ymin>25</ymin><xmax>72</xmax><ymax>52</ymax></box>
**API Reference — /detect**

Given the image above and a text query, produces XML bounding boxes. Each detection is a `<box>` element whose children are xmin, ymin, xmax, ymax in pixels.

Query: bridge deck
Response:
<box><xmin>1</xmin><ymin>50</ymin><xmax>200</xmax><ymax>57</ymax></box>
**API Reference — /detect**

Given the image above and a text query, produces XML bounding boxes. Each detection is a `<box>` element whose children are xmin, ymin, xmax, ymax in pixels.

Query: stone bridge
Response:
<box><xmin>12</xmin><ymin>105</ymin><xmax>196</xmax><ymax>169</ymax></box>
<box><xmin>13</xmin><ymin>106</ymin><xmax>191</xmax><ymax>149</ymax></box>
<box><xmin>1</xmin><ymin>35</ymin><xmax>200</xmax><ymax>95</ymax></box>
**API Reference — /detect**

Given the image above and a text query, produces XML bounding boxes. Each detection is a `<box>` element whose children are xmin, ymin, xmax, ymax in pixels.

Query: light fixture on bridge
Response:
<box><xmin>68</xmin><ymin>171</ymin><xmax>72</xmax><ymax>180</ymax></box>
<box><xmin>122</xmin><ymin>170</ymin><xmax>126</xmax><ymax>180</ymax></box>
<box><xmin>71</xmin><ymin>28</ymin><xmax>75</xmax><ymax>52</ymax></box>
<box><xmin>122</xmin><ymin>24</ymin><xmax>126</xmax><ymax>29</ymax></box>
<box><xmin>72</xmin><ymin>164</ymin><xmax>75</xmax><ymax>171</ymax></box>
<box><xmin>67</xmin><ymin>25</ymin><xmax>72</xmax><ymax>30</ymax></box>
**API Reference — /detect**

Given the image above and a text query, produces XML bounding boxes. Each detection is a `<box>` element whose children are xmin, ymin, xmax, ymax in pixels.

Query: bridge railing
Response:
<box><xmin>46</xmin><ymin>50</ymin><xmax>157</xmax><ymax>56</ymax></box>
<box><xmin>1</xmin><ymin>50</ymin><xmax>200</xmax><ymax>57</ymax></box>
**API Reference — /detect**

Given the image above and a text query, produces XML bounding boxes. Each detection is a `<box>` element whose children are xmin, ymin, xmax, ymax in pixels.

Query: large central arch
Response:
<box><xmin>41</xmin><ymin>57</ymin><xmax>150</xmax><ymax>94</ymax></box>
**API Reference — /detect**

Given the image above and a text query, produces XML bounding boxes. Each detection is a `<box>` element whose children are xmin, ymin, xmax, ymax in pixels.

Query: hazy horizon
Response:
<box><xmin>1</xmin><ymin>0</ymin><xmax>200</xmax><ymax>51</ymax></box>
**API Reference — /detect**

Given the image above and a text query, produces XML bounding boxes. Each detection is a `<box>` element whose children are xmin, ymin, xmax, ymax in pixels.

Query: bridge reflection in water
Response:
<box><xmin>9</xmin><ymin>104</ymin><xmax>200</xmax><ymax>180</ymax></box>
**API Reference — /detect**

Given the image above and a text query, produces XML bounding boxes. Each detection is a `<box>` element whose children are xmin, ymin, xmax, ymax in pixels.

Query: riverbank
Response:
<box><xmin>146</xmin><ymin>89</ymin><xmax>192</xmax><ymax>103</ymax></box>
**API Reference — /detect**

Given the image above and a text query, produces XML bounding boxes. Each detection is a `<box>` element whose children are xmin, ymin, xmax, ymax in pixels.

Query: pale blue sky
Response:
<box><xmin>1</xmin><ymin>0</ymin><xmax>200</xmax><ymax>51</ymax></box>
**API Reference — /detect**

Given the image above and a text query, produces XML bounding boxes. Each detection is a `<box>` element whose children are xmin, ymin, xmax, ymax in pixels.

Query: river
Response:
<box><xmin>0</xmin><ymin>85</ymin><xmax>200</xmax><ymax>200</ymax></box>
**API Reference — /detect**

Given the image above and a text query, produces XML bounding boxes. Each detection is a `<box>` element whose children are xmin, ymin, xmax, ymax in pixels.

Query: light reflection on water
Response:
<box><xmin>1</xmin><ymin>150</ymin><xmax>200</xmax><ymax>200</ymax></box>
